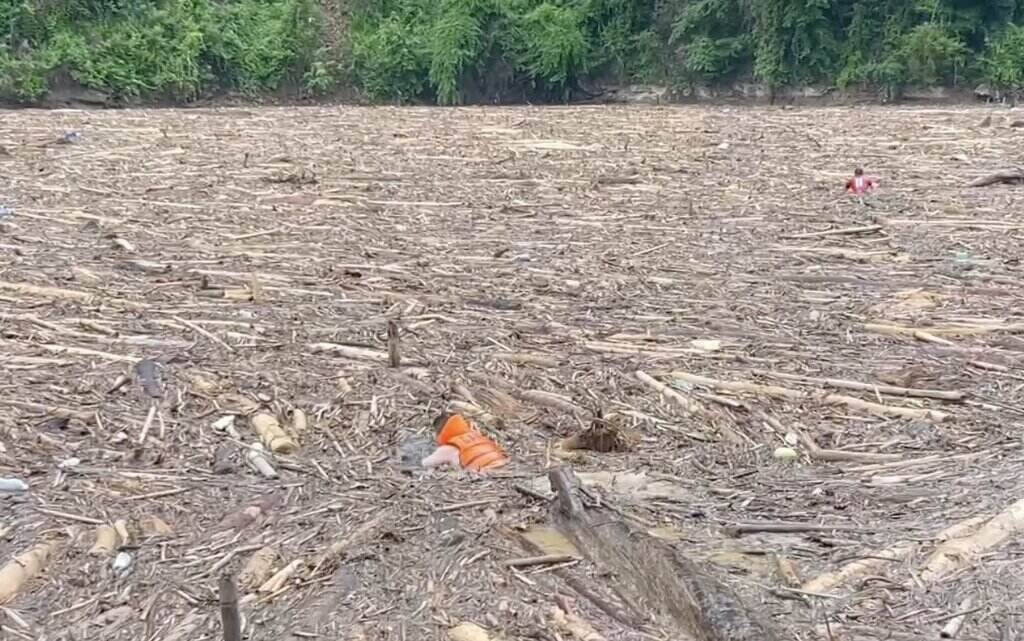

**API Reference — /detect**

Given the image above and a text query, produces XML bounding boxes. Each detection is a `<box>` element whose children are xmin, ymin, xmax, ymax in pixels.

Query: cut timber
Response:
<box><xmin>2</xmin><ymin>400</ymin><xmax>95</xmax><ymax>423</ymax></box>
<box><xmin>515</xmin><ymin>389</ymin><xmax>587</xmax><ymax>415</ymax></box>
<box><xmin>386</xmin><ymin>320</ymin><xmax>401</xmax><ymax>368</ymax></box>
<box><xmin>448</xmin><ymin>623</ymin><xmax>494</xmax><ymax>641</ymax></box>
<box><xmin>635</xmin><ymin>370</ymin><xmax>706</xmax><ymax>415</ymax></box>
<box><xmin>671</xmin><ymin>371</ymin><xmax>949</xmax><ymax>422</ymax></box>
<box><xmin>0</xmin><ymin>540</ymin><xmax>59</xmax><ymax>603</ymax></box>
<box><xmin>966</xmin><ymin>168</ymin><xmax>1024</xmax><ymax>188</ymax></box>
<box><xmin>219</xmin><ymin>574</ymin><xmax>242</xmax><ymax>641</ymax></box>
<box><xmin>865</xmin><ymin>322</ymin><xmax>1024</xmax><ymax>337</ymax></box>
<box><xmin>258</xmin><ymin>559</ymin><xmax>302</xmax><ymax>593</ymax></box>
<box><xmin>799</xmin><ymin>431</ymin><xmax>903</xmax><ymax>464</ymax></box>
<box><xmin>238</xmin><ymin>546</ymin><xmax>278</xmax><ymax>592</ymax></box>
<box><xmin>549</xmin><ymin>606</ymin><xmax>608</xmax><ymax>641</ymax></box>
<box><xmin>770</xmin><ymin>245</ymin><xmax>891</xmax><ymax>262</ymax></box>
<box><xmin>801</xmin><ymin>516</ymin><xmax>985</xmax><ymax>594</ymax></box>
<box><xmin>751</xmin><ymin>369</ymin><xmax>963</xmax><ymax>402</ymax></box>
<box><xmin>89</xmin><ymin>524</ymin><xmax>120</xmax><ymax>556</ymax></box>
<box><xmin>308</xmin><ymin>342</ymin><xmax>388</xmax><ymax>362</ymax></box>
<box><xmin>0</xmin><ymin>281</ymin><xmax>143</xmax><ymax>309</ymax></box>
<box><xmin>489</xmin><ymin>352</ymin><xmax>559</xmax><ymax>368</ymax></box>
<box><xmin>250</xmin><ymin>413</ymin><xmax>297</xmax><ymax>454</ymax></box>
<box><xmin>780</xmin><ymin>224</ymin><xmax>883</xmax><ymax>240</ymax></box>
<box><xmin>547</xmin><ymin>466</ymin><xmax>781</xmax><ymax>641</ymax></box>
<box><xmin>920</xmin><ymin>497</ymin><xmax>1024</xmax><ymax>584</ymax></box>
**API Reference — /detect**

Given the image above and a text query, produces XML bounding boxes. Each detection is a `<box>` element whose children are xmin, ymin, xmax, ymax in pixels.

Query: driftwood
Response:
<box><xmin>919</xmin><ymin>497</ymin><xmax>1024</xmax><ymax>584</ymax></box>
<box><xmin>4</xmin><ymin>96</ymin><xmax>1024</xmax><ymax>641</ymax></box>
<box><xmin>966</xmin><ymin>168</ymin><xmax>1024</xmax><ymax>188</ymax></box>
<box><xmin>386</xmin><ymin>319</ymin><xmax>401</xmax><ymax>367</ymax></box>
<box><xmin>547</xmin><ymin>466</ymin><xmax>781</xmax><ymax>641</ymax></box>
<box><xmin>0</xmin><ymin>540</ymin><xmax>59</xmax><ymax>603</ymax></box>
<box><xmin>802</xmin><ymin>516</ymin><xmax>986</xmax><ymax>594</ymax></box>
<box><xmin>219</xmin><ymin>574</ymin><xmax>242</xmax><ymax>641</ymax></box>
<box><xmin>671</xmin><ymin>371</ymin><xmax>949</xmax><ymax>422</ymax></box>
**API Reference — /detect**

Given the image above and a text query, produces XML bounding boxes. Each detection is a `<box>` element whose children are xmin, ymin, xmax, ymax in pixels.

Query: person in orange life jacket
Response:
<box><xmin>421</xmin><ymin>414</ymin><xmax>508</xmax><ymax>472</ymax></box>
<box><xmin>846</xmin><ymin>167</ymin><xmax>876</xmax><ymax>196</ymax></box>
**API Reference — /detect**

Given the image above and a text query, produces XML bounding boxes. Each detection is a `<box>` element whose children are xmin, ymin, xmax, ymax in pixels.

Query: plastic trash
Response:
<box><xmin>952</xmin><ymin>250</ymin><xmax>976</xmax><ymax>271</ymax></box>
<box><xmin>62</xmin><ymin>131</ymin><xmax>81</xmax><ymax>144</ymax></box>
<box><xmin>0</xmin><ymin>478</ymin><xmax>28</xmax><ymax>493</ymax></box>
<box><xmin>398</xmin><ymin>435</ymin><xmax>435</xmax><ymax>472</ymax></box>
<box><xmin>112</xmin><ymin>551</ymin><xmax>133</xmax><ymax>575</ymax></box>
<box><xmin>0</xmin><ymin>206</ymin><xmax>12</xmax><ymax>218</ymax></box>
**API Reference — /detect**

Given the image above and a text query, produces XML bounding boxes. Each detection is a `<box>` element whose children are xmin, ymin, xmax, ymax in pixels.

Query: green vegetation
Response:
<box><xmin>2</xmin><ymin>0</ymin><xmax>1024</xmax><ymax>104</ymax></box>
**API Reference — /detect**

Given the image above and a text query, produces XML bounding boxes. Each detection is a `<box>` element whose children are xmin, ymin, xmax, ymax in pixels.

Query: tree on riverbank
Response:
<box><xmin>2</xmin><ymin>0</ymin><xmax>1024</xmax><ymax>104</ymax></box>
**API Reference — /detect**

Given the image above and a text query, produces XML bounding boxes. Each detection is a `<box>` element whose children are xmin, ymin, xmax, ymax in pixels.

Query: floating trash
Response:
<box><xmin>0</xmin><ymin>478</ymin><xmax>28</xmax><ymax>493</ymax></box>
<box><xmin>112</xmin><ymin>551</ymin><xmax>133</xmax><ymax>576</ymax></box>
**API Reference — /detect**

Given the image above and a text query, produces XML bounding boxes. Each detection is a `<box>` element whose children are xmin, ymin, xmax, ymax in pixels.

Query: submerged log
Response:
<box><xmin>966</xmin><ymin>169</ymin><xmax>1024</xmax><ymax>188</ymax></box>
<box><xmin>548</xmin><ymin>466</ymin><xmax>782</xmax><ymax>641</ymax></box>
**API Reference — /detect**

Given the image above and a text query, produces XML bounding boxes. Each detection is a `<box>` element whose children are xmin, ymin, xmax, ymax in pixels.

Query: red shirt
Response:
<box><xmin>846</xmin><ymin>175</ymin><xmax>875</xmax><ymax>195</ymax></box>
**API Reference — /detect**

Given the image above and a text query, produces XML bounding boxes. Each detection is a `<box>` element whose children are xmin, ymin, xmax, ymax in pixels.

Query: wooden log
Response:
<box><xmin>939</xmin><ymin>596</ymin><xmax>974</xmax><ymax>639</ymax></box>
<box><xmin>798</xmin><ymin>430</ymin><xmax>903</xmax><ymax>464</ymax></box>
<box><xmin>515</xmin><ymin>389</ymin><xmax>587</xmax><ymax>415</ymax></box>
<box><xmin>635</xmin><ymin>371</ymin><xmax>705</xmax><ymax>415</ymax></box>
<box><xmin>219</xmin><ymin>574</ymin><xmax>242</xmax><ymax>641</ymax></box>
<box><xmin>249</xmin><ymin>413</ymin><xmax>297</xmax><ymax>454</ymax></box>
<box><xmin>549</xmin><ymin>606</ymin><xmax>608</xmax><ymax>641</ymax></box>
<box><xmin>966</xmin><ymin>169</ymin><xmax>1024</xmax><ymax>187</ymax></box>
<box><xmin>750</xmin><ymin>369</ymin><xmax>963</xmax><ymax>401</ymax></box>
<box><xmin>865</xmin><ymin>322</ymin><xmax>1024</xmax><ymax>337</ymax></box>
<box><xmin>307</xmin><ymin>342</ymin><xmax>388</xmax><ymax>362</ymax></box>
<box><xmin>238</xmin><ymin>546</ymin><xmax>278</xmax><ymax>592</ymax></box>
<box><xmin>88</xmin><ymin>524</ymin><xmax>120</xmax><ymax>556</ymax></box>
<box><xmin>801</xmin><ymin>516</ymin><xmax>985</xmax><ymax>594</ymax></box>
<box><xmin>386</xmin><ymin>320</ymin><xmax>401</xmax><ymax>368</ymax></box>
<box><xmin>920</xmin><ymin>497</ymin><xmax>1024</xmax><ymax>584</ymax></box>
<box><xmin>547</xmin><ymin>466</ymin><xmax>782</xmax><ymax>641</ymax></box>
<box><xmin>671</xmin><ymin>371</ymin><xmax>949</xmax><ymax>422</ymax></box>
<box><xmin>0</xmin><ymin>540</ymin><xmax>59</xmax><ymax>603</ymax></box>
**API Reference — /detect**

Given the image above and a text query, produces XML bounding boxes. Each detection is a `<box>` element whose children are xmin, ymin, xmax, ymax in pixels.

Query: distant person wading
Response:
<box><xmin>846</xmin><ymin>167</ymin><xmax>876</xmax><ymax>196</ymax></box>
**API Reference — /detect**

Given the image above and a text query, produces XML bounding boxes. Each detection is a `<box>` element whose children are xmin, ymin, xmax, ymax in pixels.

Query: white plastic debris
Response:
<box><xmin>0</xmin><ymin>478</ymin><xmax>28</xmax><ymax>493</ymax></box>
<box><xmin>58</xmin><ymin>457</ymin><xmax>81</xmax><ymax>470</ymax></box>
<box><xmin>773</xmin><ymin>447</ymin><xmax>798</xmax><ymax>462</ymax></box>
<box><xmin>211</xmin><ymin>415</ymin><xmax>236</xmax><ymax>431</ymax></box>
<box><xmin>112</xmin><ymin>551</ymin><xmax>133</xmax><ymax>574</ymax></box>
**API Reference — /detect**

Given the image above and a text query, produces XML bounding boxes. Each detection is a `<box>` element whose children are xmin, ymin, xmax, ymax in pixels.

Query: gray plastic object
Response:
<box><xmin>0</xmin><ymin>478</ymin><xmax>29</xmax><ymax>492</ymax></box>
<box><xmin>397</xmin><ymin>436</ymin><xmax>436</xmax><ymax>471</ymax></box>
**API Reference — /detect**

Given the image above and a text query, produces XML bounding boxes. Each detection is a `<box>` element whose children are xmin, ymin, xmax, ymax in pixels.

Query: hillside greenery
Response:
<box><xmin>2</xmin><ymin>0</ymin><xmax>1024</xmax><ymax>103</ymax></box>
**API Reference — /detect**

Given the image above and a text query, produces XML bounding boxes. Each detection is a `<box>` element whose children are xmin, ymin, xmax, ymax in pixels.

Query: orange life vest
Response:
<box><xmin>436</xmin><ymin>414</ymin><xmax>508</xmax><ymax>472</ymax></box>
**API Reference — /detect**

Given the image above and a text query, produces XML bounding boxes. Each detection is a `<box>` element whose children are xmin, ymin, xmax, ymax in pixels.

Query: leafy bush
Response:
<box><xmin>508</xmin><ymin>2</ymin><xmax>588</xmax><ymax>90</ymax></box>
<box><xmin>64</xmin><ymin>0</ymin><xmax>207</xmax><ymax>100</ymax></box>
<box><xmin>0</xmin><ymin>0</ymin><xmax>332</xmax><ymax>102</ymax></box>
<box><xmin>982</xmin><ymin>24</ymin><xmax>1024</xmax><ymax>89</ymax></box>
<box><xmin>897</xmin><ymin>22</ymin><xmax>968</xmax><ymax>85</ymax></box>
<box><xmin>350</xmin><ymin>14</ymin><xmax>428</xmax><ymax>101</ymax></box>
<box><xmin>669</xmin><ymin>0</ymin><xmax>750</xmax><ymax>81</ymax></box>
<box><xmin>427</xmin><ymin>0</ymin><xmax>486</xmax><ymax>104</ymax></box>
<box><xmin>6</xmin><ymin>0</ymin><xmax>1024</xmax><ymax>104</ymax></box>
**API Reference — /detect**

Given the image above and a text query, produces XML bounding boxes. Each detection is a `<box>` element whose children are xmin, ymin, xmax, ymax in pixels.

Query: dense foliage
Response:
<box><xmin>2</xmin><ymin>0</ymin><xmax>1024</xmax><ymax>103</ymax></box>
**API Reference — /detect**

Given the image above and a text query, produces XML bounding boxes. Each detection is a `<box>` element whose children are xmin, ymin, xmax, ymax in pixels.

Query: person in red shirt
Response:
<box><xmin>846</xmin><ymin>167</ymin><xmax>876</xmax><ymax>196</ymax></box>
